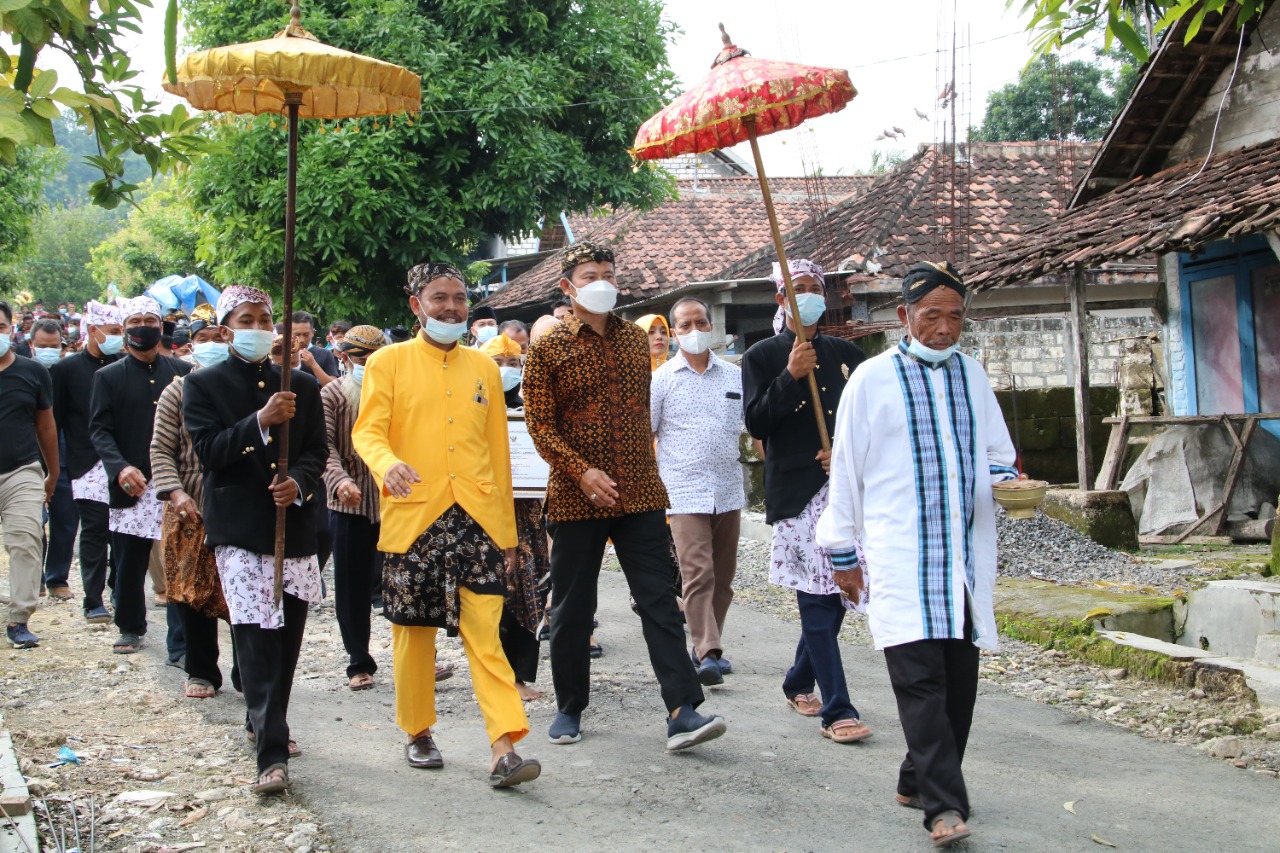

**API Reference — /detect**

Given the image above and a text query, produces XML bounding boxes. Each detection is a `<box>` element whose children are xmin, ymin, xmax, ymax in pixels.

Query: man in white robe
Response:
<box><xmin>816</xmin><ymin>261</ymin><xmax>1018</xmax><ymax>849</ymax></box>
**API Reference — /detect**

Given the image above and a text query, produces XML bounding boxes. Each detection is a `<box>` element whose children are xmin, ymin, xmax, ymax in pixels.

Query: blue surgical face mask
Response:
<box><xmin>191</xmin><ymin>341</ymin><xmax>230</xmax><ymax>368</ymax></box>
<box><xmin>231</xmin><ymin>328</ymin><xmax>274</xmax><ymax>362</ymax></box>
<box><xmin>424</xmin><ymin>316</ymin><xmax>468</xmax><ymax>345</ymax></box>
<box><xmin>98</xmin><ymin>333</ymin><xmax>125</xmax><ymax>355</ymax></box>
<box><xmin>350</xmin><ymin>364</ymin><xmax>366</xmax><ymax>386</ymax></box>
<box><xmin>474</xmin><ymin>326</ymin><xmax>498</xmax><ymax>344</ymax></box>
<box><xmin>905</xmin><ymin>320</ymin><xmax>959</xmax><ymax>364</ymax></box>
<box><xmin>33</xmin><ymin>347</ymin><xmax>61</xmax><ymax>366</ymax></box>
<box><xmin>0</xmin><ymin>333</ymin><xmax>10</xmax><ymax>358</ymax></box>
<box><xmin>499</xmin><ymin>365</ymin><xmax>522</xmax><ymax>392</ymax></box>
<box><xmin>785</xmin><ymin>292</ymin><xmax>827</xmax><ymax>327</ymax></box>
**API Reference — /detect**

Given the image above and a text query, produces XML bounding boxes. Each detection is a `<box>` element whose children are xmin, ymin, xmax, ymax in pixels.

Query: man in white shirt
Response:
<box><xmin>816</xmin><ymin>261</ymin><xmax>1019</xmax><ymax>849</ymax></box>
<box><xmin>651</xmin><ymin>297</ymin><xmax>744</xmax><ymax>686</ymax></box>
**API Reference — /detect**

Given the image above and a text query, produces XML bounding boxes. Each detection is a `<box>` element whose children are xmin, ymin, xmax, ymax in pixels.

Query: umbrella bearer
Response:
<box><xmin>183</xmin><ymin>286</ymin><xmax>327</xmax><ymax>796</ymax></box>
<box><xmin>352</xmin><ymin>262</ymin><xmax>541</xmax><ymax>789</ymax></box>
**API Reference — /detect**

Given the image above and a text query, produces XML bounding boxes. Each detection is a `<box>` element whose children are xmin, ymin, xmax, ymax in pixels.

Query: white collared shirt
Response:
<box><xmin>651</xmin><ymin>350</ymin><xmax>746</xmax><ymax>516</ymax></box>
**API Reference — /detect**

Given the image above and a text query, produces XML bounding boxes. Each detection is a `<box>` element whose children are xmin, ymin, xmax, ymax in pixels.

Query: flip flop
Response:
<box><xmin>112</xmin><ymin>634</ymin><xmax>143</xmax><ymax>654</ymax></box>
<box><xmin>246</xmin><ymin>731</ymin><xmax>302</xmax><ymax>757</ymax></box>
<box><xmin>786</xmin><ymin>693</ymin><xmax>822</xmax><ymax>717</ymax></box>
<box><xmin>252</xmin><ymin>763</ymin><xmax>290</xmax><ymax>795</ymax></box>
<box><xmin>185</xmin><ymin>678</ymin><xmax>217</xmax><ymax>699</ymax></box>
<box><xmin>931</xmin><ymin>810</ymin><xmax>971</xmax><ymax>848</ymax></box>
<box><xmin>896</xmin><ymin>793</ymin><xmax>924</xmax><ymax>810</ymax></box>
<box><xmin>348</xmin><ymin>673</ymin><xmax>375</xmax><ymax>691</ymax></box>
<box><xmin>821</xmin><ymin>718</ymin><xmax>873</xmax><ymax>744</ymax></box>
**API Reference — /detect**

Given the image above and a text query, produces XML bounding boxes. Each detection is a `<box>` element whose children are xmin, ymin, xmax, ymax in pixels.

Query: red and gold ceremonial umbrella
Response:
<box><xmin>632</xmin><ymin>25</ymin><xmax>855</xmax><ymax>449</ymax></box>
<box><xmin>164</xmin><ymin>2</ymin><xmax>420</xmax><ymax>604</ymax></box>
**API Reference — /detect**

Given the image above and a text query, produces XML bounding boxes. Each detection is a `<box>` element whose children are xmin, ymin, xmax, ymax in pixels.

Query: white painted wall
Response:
<box><xmin>1166</xmin><ymin>4</ymin><xmax>1280</xmax><ymax>166</ymax></box>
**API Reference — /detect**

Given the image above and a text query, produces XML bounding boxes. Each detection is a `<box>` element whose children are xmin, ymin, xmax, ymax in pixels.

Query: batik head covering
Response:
<box><xmin>216</xmin><ymin>285</ymin><xmax>273</xmax><ymax>323</ymax></box>
<box><xmin>405</xmin><ymin>262</ymin><xmax>466</xmax><ymax>295</ymax></box>
<box><xmin>560</xmin><ymin>240</ymin><xmax>615</xmax><ymax>275</ymax></box>
<box><xmin>902</xmin><ymin>261</ymin><xmax>966</xmax><ymax>304</ymax></box>
<box><xmin>115</xmin><ymin>295</ymin><xmax>163</xmax><ymax>323</ymax></box>
<box><xmin>339</xmin><ymin>324</ymin><xmax>387</xmax><ymax>355</ymax></box>
<box><xmin>80</xmin><ymin>299</ymin><xmax>123</xmax><ymax>338</ymax></box>
<box><xmin>479</xmin><ymin>332</ymin><xmax>522</xmax><ymax>359</ymax></box>
<box><xmin>187</xmin><ymin>303</ymin><xmax>219</xmax><ymax>336</ymax></box>
<box><xmin>769</xmin><ymin>258</ymin><xmax>825</xmax><ymax>293</ymax></box>
<box><xmin>635</xmin><ymin>313</ymin><xmax>670</xmax><ymax>371</ymax></box>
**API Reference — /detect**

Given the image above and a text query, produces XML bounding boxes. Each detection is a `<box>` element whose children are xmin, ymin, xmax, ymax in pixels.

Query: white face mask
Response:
<box><xmin>905</xmin><ymin>319</ymin><xmax>959</xmax><ymax>364</ymax></box>
<box><xmin>351</xmin><ymin>364</ymin><xmax>366</xmax><ymax>386</ymax></box>
<box><xmin>191</xmin><ymin>341</ymin><xmax>230</xmax><ymax>368</ymax></box>
<box><xmin>676</xmin><ymin>329</ymin><xmax>712</xmax><ymax>355</ymax></box>
<box><xmin>499</xmin><ymin>365</ymin><xmax>522</xmax><ymax>392</ymax></box>
<box><xmin>231</xmin><ymin>328</ymin><xmax>274</xmax><ymax>362</ymax></box>
<box><xmin>570</xmin><ymin>280</ymin><xmax>618</xmax><ymax>314</ymax></box>
<box><xmin>33</xmin><ymin>347</ymin><xmax>61</xmax><ymax>366</ymax></box>
<box><xmin>474</xmin><ymin>326</ymin><xmax>498</xmax><ymax>344</ymax></box>
<box><xmin>424</xmin><ymin>316</ymin><xmax>468</xmax><ymax>345</ymax></box>
<box><xmin>97</xmin><ymin>333</ymin><xmax>125</xmax><ymax>355</ymax></box>
<box><xmin>785</xmin><ymin>292</ymin><xmax>827</xmax><ymax>327</ymax></box>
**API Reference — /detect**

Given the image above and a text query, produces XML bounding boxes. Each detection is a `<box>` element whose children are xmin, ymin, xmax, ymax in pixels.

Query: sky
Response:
<box><xmin>39</xmin><ymin>0</ymin><xmax>1041</xmax><ymax>178</ymax></box>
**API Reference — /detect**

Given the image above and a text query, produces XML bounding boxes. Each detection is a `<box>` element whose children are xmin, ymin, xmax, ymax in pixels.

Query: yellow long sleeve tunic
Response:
<box><xmin>352</xmin><ymin>335</ymin><xmax>517</xmax><ymax>554</ymax></box>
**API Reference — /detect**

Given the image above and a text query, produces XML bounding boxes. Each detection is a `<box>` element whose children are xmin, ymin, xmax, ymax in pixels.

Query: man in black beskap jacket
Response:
<box><xmin>51</xmin><ymin>300</ymin><xmax>124</xmax><ymax>623</ymax></box>
<box><xmin>181</xmin><ymin>286</ymin><xmax>326</xmax><ymax>796</ymax></box>
<box><xmin>742</xmin><ymin>259</ymin><xmax>872</xmax><ymax>745</ymax></box>
<box><xmin>89</xmin><ymin>297</ymin><xmax>191</xmax><ymax>656</ymax></box>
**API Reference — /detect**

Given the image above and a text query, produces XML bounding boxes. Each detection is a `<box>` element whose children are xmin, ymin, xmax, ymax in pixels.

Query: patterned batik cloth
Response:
<box><xmin>770</xmin><ymin>483</ymin><xmax>865</xmax><ymax>613</ymax></box>
<box><xmin>71</xmin><ymin>460</ymin><xmax>109</xmax><ymax>503</ymax></box>
<box><xmin>213</xmin><ymin>545</ymin><xmax>321</xmax><ymax>629</ymax></box>
<box><xmin>109</xmin><ymin>480</ymin><xmax>165</xmax><ymax>540</ymax></box>
<box><xmin>161</xmin><ymin>505</ymin><xmax>229</xmax><ymax>621</ymax></box>
<box><xmin>509</xmin><ymin>498</ymin><xmax>550</xmax><ymax>635</ymax></box>
<box><xmin>381</xmin><ymin>504</ymin><xmax>507</xmax><ymax>636</ymax></box>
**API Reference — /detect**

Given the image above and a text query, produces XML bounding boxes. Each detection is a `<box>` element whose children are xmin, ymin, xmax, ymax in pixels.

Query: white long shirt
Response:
<box><xmin>651</xmin><ymin>350</ymin><xmax>746</xmax><ymax>516</ymax></box>
<box><xmin>816</xmin><ymin>343</ymin><xmax>1017</xmax><ymax>650</ymax></box>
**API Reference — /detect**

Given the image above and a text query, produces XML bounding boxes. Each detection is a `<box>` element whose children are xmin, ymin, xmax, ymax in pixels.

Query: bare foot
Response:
<box><xmin>516</xmin><ymin>682</ymin><xmax>542</xmax><ymax>701</ymax></box>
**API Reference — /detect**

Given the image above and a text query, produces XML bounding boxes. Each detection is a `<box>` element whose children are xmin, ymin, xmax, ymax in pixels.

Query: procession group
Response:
<box><xmin>0</xmin><ymin>242</ymin><xmax>1017</xmax><ymax>848</ymax></box>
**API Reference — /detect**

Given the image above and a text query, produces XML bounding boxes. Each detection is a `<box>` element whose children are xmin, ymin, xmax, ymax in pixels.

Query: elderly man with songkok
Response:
<box><xmin>151</xmin><ymin>304</ymin><xmax>235</xmax><ymax>698</ymax></box>
<box><xmin>353</xmin><ymin>262</ymin><xmax>541</xmax><ymax>788</ymax></box>
<box><xmin>52</xmin><ymin>300</ymin><xmax>124</xmax><ymax>624</ymax></box>
<box><xmin>89</xmin><ymin>295</ymin><xmax>192</xmax><ymax>656</ymax></box>
<box><xmin>816</xmin><ymin>261</ymin><xmax>1020</xmax><ymax>849</ymax></box>
<box><xmin>182</xmin><ymin>285</ymin><xmax>327</xmax><ymax>796</ymax></box>
<box><xmin>742</xmin><ymin>259</ymin><xmax>872</xmax><ymax>744</ymax></box>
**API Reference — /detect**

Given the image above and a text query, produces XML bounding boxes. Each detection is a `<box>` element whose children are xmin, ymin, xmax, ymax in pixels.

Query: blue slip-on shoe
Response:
<box><xmin>695</xmin><ymin>657</ymin><xmax>724</xmax><ymax>686</ymax></box>
<box><xmin>84</xmin><ymin>605</ymin><xmax>112</xmax><ymax>624</ymax></box>
<box><xmin>666</xmin><ymin>705</ymin><xmax>727</xmax><ymax>751</ymax></box>
<box><xmin>692</xmin><ymin>648</ymin><xmax>733</xmax><ymax>677</ymax></box>
<box><xmin>547</xmin><ymin>711</ymin><xmax>582</xmax><ymax>744</ymax></box>
<box><xmin>7</xmin><ymin>623</ymin><xmax>41</xmax><ymax>649</ymax></box>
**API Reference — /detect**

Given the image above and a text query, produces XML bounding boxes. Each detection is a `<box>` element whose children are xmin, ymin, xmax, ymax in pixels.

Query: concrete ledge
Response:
<box><xmin>741</xmin><ymin>511</ymin><xmax>771</xmax><ymax>545</ymax></box>
<box><xmin>1099</xmin><ymin>631</ymin><xmax>1280</xmax><ymax>713</ymax></box>
<box><xmin>0</xmin><ymin>729</ymin><xmax>38</xmax><ymax>853</ymax></box>
<box><xmin>1041</xmin><ymin>488</ymin><xmax>1140</xmax><ymax>551</ymax></box>
<box><xmin>994</xmin><ymin>577</ymin><xmax>1176</xmax><ymax>641</ymax></box>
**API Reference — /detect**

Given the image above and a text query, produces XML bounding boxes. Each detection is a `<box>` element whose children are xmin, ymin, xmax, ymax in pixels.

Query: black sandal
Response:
<box><xmin>488</xmin><ymin>752</ymin><xmax>541</xmax><ymax>788</ymax></box>
<box><xmin>252</xmin><ymin>763</ymin><xmax>290</xmax><ymax>795</ymax></box>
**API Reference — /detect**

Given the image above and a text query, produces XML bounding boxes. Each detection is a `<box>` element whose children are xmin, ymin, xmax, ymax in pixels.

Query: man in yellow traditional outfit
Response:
<box><xmin>352</xmin><ymin>262</ymin><xmax>541</xmax><ymax>789</ymax></box>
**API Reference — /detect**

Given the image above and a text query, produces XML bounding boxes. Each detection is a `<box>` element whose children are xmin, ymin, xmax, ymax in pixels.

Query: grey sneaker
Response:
<box><xmin>547</xmin><ymin>711</ymin><xmax>582</xmax><ymax>744</ymax></box>
<box><xmin>666</xmin><ymin>706</ymin><xmax>727</xmax><ymax>751</ymax></box>
<box><xmin>6</xmin><ymin>623</ymin><xmax>40</xmax><ymax>649</ymax></box>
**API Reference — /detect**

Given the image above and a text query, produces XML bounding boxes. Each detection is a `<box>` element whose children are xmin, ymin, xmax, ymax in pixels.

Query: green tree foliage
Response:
<box><xmin>90</xmin><ymin>180</ymin><xmax>202</xmax><ymax>296</ymax></box>
<box><xmin>0</xmin><ymin>146</ymin><xmax>53</xmax><ymax>276</ymax></box>
<box><xmin>1</xmin><ymin>0</ymin><xmax>208</xmax><ymax>209</ymax></box>
<box><xmin>972</xmin><ymin>55</ymin><xmax>1123</xmax><ymax>142</ymax></box>
<box><xmin>42</xmin><ymin>112</ymin><xmax>150</xmax><ymax>207</ymax></box>
<box><xmin>180</xmin><ymin>0</ymin><xmax>678</xmax><ymax>326</ymax></box>
<box><xmin>6</xmin><ymin>203</ymin><xmax>123</xmax><ymax>306</ymax></box>
<box><xmin>1012</xmin><ymin>1</ymin><xmax>1266</xmax><ymax>63</ymax></box>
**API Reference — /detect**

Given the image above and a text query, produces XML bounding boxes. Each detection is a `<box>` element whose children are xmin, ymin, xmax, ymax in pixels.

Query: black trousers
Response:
<box><xmin>547</xmin><ymin>510</ymin><xmax>703</xmax><ymax>715</ymax></box>
<box><xmin>177</xmin><ymin>601</ymin><xmax>223</xmax><ymax>691</ymax></box>
<box><xmin>42</xmin><ymin>467</ymin><xmax>78</xmax><ymax>588</ymax></box>
<box><xmin>329</xmin><ymin>511</ymin><xmax>379</xmax><ymax>678</ymax></box>
<box><xmin>233</xmin><ymin>593</ymin><xmax>308</xmax><ymax>772</ymax></box>
<box><xmin>500</xmin><ymin>605</ymin><xmax>540</xmax><ymax>684</ymax></box>
<box><xmin>883</xmin><ymin>612</ymin><xmax>980</xmax><ymax>828</ymax></box>
<box><xmin>74</xmin><ymin>499</ymin><xmax>113</xmax><ymax>612</ymax></box>
<box><xmin>112</xmin><ymin>531</ymin><xmax>154</xmax><ymax>637</ymax></box>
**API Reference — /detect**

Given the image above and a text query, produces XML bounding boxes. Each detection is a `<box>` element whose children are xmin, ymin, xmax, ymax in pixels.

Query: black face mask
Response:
<box><xmin>125</xmin><ymin>324</ymin><xmax>162</xmax><ymax>351</ymax></box>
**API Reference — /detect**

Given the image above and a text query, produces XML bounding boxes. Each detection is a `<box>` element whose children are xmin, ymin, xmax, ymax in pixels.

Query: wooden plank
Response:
<box><xmin>1212</xmin><ymin>418</ymin><xmax>1257</xmax><ymax>535</ymax></box>
<box><xmin>1102</xmin><ymin>412</ymin><xmax>1280</xmax><ymax>424</ymax></box>
<box><xmin>968</xmin><ymin>298</ymin><xmax>1157</xmax><ymax>321</ymax></box>
<box><xmin>1095</xmin><ymin>415</ymin><xmax>1130</xmax><ymax>490</ymax></box>
<box><xmin>1069</xmin><ymin>263</ymin><xmax>1093</xmax><ymax>491</ymax></box>
<box><xmin>1140</xmin><ymin>535</ymin><xmax>1232</xmax><ymax>546</ymax></box>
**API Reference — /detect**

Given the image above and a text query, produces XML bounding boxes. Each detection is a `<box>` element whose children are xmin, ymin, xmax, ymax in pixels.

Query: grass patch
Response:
<box><xmin>996</xmin><ymin>613</ymin><xmax>1194</xmax><ymax>684</ymax></box>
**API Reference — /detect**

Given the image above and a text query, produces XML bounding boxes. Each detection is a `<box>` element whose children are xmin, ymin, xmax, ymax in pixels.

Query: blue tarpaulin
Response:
<box><xmin>145</xmin><ymin>275</ymin><xmax>220</xmax><ymax>314</ymax></box>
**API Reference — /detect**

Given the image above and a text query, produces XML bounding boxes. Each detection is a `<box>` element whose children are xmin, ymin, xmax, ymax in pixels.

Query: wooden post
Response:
<box><xmin>1069</xmin><ymin>263</ymin><xmax>1092</xmax><ymax>490</ymax></box>
<box><xmin>273</xmin><ymin>92</ymin><xmax>302</xmax><ymax>607</ymax></box>
<box><xmin>744</xmin><ymin>115</ymin><xmax>831</xmax><ymax>450</ymax></box>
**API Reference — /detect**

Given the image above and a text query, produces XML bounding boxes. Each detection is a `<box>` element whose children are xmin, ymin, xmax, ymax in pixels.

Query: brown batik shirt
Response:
<box><xmin>522</xmin><ymin>313</ymin><xmax>670</xmax><ymax>522</ymax></box>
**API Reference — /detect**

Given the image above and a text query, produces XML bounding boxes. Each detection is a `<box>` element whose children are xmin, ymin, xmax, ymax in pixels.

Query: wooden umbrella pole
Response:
<box><xmin>273</xmin><ymin>93</ymin><xmax>302</xmax><ymax>607</ymax></box>
<box><xmin>744</xmin><ymin>116</ymin><xmax>831</xmax><ymax>451</ymax></box>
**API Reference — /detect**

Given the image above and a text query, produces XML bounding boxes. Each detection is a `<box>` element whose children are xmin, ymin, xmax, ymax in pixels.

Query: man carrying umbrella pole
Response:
<box><xmin>742</xmin><ymin>260</ymin><xmax>871</xmax><ymax>744</ymax></box>
<box><xmin>183</xmin><ymin>286</ymin><xmax>327</xmax><ymax>795</ymax></box>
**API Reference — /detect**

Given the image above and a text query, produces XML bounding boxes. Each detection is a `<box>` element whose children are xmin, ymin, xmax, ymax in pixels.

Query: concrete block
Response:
<box><xmin>1178</xmin><ymin>579</ymin><xmax>1280</xmax><ymax>659</ymax></box>
<box><xmin>1041</xmin><ymin>488</ymin><xmax>1140</xmax><ymax>551</ymax></box>
<box><xmin>1256</xmin><ymin>633</ymin><xmax>1280</xmax><ymax>667</ymax></box>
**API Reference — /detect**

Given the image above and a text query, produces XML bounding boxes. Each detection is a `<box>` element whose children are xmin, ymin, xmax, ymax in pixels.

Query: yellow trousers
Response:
<box><xmin>392</xmin><ymin>588</ymin><xmax>529</xmax><ymax>747</ymax></box>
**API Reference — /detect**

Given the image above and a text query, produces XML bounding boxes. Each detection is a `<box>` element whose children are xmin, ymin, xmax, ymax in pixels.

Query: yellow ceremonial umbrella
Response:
<box><xmin>164</xmin><ymin>1</ymin><xmax>421</xmax><ymax>605</ymax></box>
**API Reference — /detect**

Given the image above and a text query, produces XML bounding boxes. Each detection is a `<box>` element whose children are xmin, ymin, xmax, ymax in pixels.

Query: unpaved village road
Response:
<box><xmin>6</xmin><ymin>561</ymin><xmax>1280</xmax><ymax>852</ymax></box>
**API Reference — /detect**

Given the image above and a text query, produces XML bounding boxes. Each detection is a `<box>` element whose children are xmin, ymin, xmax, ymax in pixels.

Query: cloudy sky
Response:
<box><xmin>44</xmin><ymin>0</ymin><xmax>1041</xmax><ymax>177</ymax></box>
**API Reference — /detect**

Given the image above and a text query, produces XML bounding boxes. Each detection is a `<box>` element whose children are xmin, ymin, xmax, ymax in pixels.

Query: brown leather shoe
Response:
<box><xmin>405</xmin><ymin>734</ymin><xmax>443</xmax><ymax>769</ymax></box>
